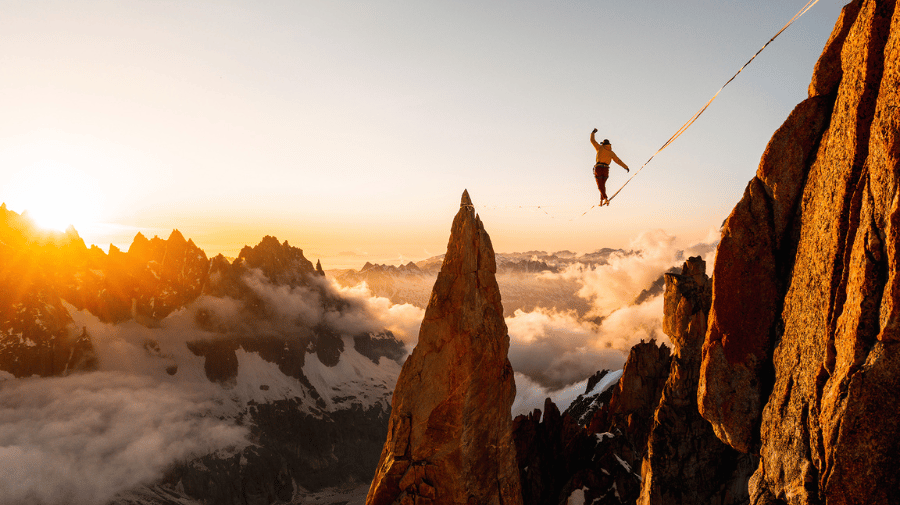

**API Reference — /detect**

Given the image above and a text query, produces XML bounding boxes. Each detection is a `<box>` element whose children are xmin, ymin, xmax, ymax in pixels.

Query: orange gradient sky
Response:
<box><xmin>0</xmin><ymin>1</ymin><xmax>843</xmax><ymax>268</ymax></box>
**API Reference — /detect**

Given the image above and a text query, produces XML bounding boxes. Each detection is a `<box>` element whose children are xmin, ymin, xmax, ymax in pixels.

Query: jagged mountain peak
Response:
<box><xmin>167</xmin><ymin>228</ymin><xmax>186</xmax><ymax>244</ymax></box>
<box><xmin>367</xmin><ymin>191</ymin><xmax>521</xmax><ymax>505</ymax></box>
<box><xmin>461</xmin><ymin>188</ymin><xmax>472</xmax><ymax>208</ymax></box>
<box><xmin>128</xmin><ymin>231</ymin><xmax>148</xmax><ymax>252</ymax></box>
<box><xmin>236</xmin><ymin>235</ymin><xmax>315</xmax><ymax>286</ymax></box>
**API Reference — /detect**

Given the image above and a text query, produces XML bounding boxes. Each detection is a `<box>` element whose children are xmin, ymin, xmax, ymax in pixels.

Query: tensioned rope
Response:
<box><xmin>576</xmin><ymin>0</ymin><xmax>821</xmax><ymax>217</ymax></box>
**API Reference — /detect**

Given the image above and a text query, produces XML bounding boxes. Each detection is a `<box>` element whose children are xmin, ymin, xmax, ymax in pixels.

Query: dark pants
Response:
<box><xmin>594</xmin><ymin>163</ymin><xmax>610</xmax><ymax>198</ymax></box>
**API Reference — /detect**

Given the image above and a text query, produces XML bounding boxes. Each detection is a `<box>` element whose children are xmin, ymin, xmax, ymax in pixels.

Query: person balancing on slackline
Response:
<box><xmin>590</xmin><ymin>128</ymin><xmax>629</xmax><ymax>206</ymax></box>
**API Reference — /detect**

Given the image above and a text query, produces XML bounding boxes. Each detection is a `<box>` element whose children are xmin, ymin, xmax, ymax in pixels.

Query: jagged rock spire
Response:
<box><xmin>639</xmin><ymin>257</ymin><xmax>754</xmax><ymax>505</ymax></box>
<box><xmin>315</xmin><ymin>259</ymin><xmax>325</xmax><ymax>276</ymax></box>
<box><xmin>461</xmin><ymin>189</ymin><xmax>473</xmax><ymax>208</ymax></box>
<box><xmin>367</xmin><ymin>190</ymin><xmax>522</xmax><ymax>505</ymax></box>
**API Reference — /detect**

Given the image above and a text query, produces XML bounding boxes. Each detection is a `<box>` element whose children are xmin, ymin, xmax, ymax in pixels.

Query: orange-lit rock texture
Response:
<box><xmin>366</xmin><ymin>190</ymin><xmax>522</xmax><ymax>505</ymax></box>
<box><xmin>699</xmin><ymin>0</ymin><xmax>900</xmax><ymax>503</ymax></box>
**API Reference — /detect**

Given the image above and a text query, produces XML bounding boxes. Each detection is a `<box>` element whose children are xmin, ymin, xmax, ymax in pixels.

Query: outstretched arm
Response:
<box><xmin>590</xmin><ymin>128</ymin><xmax>600</xmax><ymax>150</ymax></box>
<box><xmin>611</xmin><ymin>151</ymin><xmax>630</xmax><ymax>172</ymax></box>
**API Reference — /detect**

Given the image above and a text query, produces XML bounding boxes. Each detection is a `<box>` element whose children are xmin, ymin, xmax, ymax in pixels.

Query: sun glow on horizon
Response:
<box><xmin>10</xmin><ymin>164</ymin><xmax>104</xmax><ymax>234</ymax></box>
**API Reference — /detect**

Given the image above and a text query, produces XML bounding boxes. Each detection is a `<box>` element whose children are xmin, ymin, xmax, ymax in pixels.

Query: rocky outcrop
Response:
<box><xmin>515</xmin><ymin>398</ymin><xmax>650</xmax><ymax>505</ymax></box>
<box><xmin>235</xmin><ymin>235</ymin><xmax>316</xmax><ymax>287</ymax></box>
<box><xmin>0</xmin><ymin>285</ymin><xmax>96</xmax><ymax>378</ymax></box>
<box><xmin>62</xmin><ymin>228</ymin><xmax>210</xmax><ymax>323</ymax></box>
<box><xmin>600</xmin><ymin>340</ymin><xmax>672</xmax><ymax>454</ymax></box>
<box><xmin>564</xmin><ymin>369</ymin><xmax>617</xmax><ymax>426</ymax></box>
<box><xmin>513</xmin><ymin>399</ymin><xmax>597</xmax><ymax>505</ymax></box>
<box><xmin>639</xmin><ymin>257</ymin><xmax>755</xmax><ymax>505</ymax></box>
<box><xmin>366</xmin><ymin>191</ymin><xmax>522</xmax><ymax>505</ymax></box>
<box><xmin>354</xmin><ymin>331</ymin><xmax>409</xmax><ymax>365</ymax></box>
<box><xmin>132</xmin><ymin>230</ymin><xmax>210</xmax><ymax>320</ymax></box>
<box><xmin>698</xmin><ymin>1</ymin><xmax>900</xmax><ymax>503</ymax></box>
<box><xmin>0</xmin><ymin>208</ymin><xmax>98</xmax><ymax>377</ymax></box>
<box><xmin>513</xmin><ymin>341</ymin><xmax>670</xmax><ymax>505</ymax></box>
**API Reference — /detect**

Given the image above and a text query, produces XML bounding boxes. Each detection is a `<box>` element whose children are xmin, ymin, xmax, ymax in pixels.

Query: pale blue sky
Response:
<box><xmin>0</xmin><ymin>1</ymin><xmax>844</xmax><ymax>267</ymax></box>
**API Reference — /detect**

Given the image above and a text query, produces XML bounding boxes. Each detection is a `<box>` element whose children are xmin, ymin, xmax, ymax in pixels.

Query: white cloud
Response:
<box><xmin>505</xmin><ymin>308</ymin><xmax>628</xmax><ymax>390</ymax></box>
<box><xmin>0</xmin><ymin>372</ymin><xmax>247</xmax><ymax>505</ymax></box>
<box><xmin>500</xmin><ymin>230</ymin><xmax>718</xmax><ymax>392</ymax></box>
<box><xmin>330</xmin><ymin>281</ymin><xmax>425</xmax><ymax>346</ymax></box>
<box><xmin>243</xmin><ymin>269</ymin><xmax>325</xmax><ymax>327</ymax></box>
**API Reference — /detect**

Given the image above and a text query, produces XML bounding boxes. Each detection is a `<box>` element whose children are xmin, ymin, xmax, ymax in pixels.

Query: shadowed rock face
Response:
<box><xmin>513</xmin><ymin>341</ymin><xmax>670</xmax><ymax>505</ymax></box>
<box><xmin>602</xmin><ymin>340</ymin><xmax>671</xmax><ymax>454</ymax></box>
<box><xmin>699</xmin><ymin>0</ymin><xmax>900</xmax><ymax>503</ymax></box>
<box><xmin>366</xmin><ymin>190</ymin><xmax>522</xmax><ymax>505</ymax></box>
<box><xmin>639</xmin><ymin>257</ymin><xmax>756</xmax><ymax>505</ymax></box>
<box><xmin>514</xmin><ymin>398</ymin><xmax>634</xmax><ymax>505</ymax></box>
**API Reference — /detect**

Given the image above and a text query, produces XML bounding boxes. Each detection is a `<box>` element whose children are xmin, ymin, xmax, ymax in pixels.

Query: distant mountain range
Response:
<box><xmin>331</xmin><ymin>249</ymin><xmax>643</xmax><ymax>318</ymax></box>
<box><xmin>0</xmin><ymin>204</ymin><xmax>405</xmax><ymax>504</ymax></box>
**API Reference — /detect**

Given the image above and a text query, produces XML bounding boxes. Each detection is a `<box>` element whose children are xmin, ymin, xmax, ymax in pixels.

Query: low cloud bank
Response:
<box><xmin>0</xmin><ymin>228</ymin><xmax>718</xmax><ymax>503</ymax></box>
<box><xmin>336</xmin><ymin>229</ymin><xmax>719</xmax><ymax>393</ymax></box>
<box><xmin>331</xmin><ymin>282</ymin><xmax>425</xmax><ymax>347</ymax></box>
<box><xmin>506</xmin><ymin>230</ymin><xmax>718</xmax><ymax>391</ymax></box>
<box><xmin>13</xmin><ymin>269</ymin><xmax>419</xmax><ymax>504</ymax></box>
<box><xmin>554</xmin><ymin>230</ymin><xmax>714</xmax><ymax>319</ymax></box>
<box><xmin>506</xmin><ymin>297</ymin><xmax>665</xmax><ymax>391</ymax></box>
<box><xmin>506</xmin><ymin>308</ymin><xmax>632</xmax><ymax>390</ymax></box>
<box><xmin>0</xmin><ymin>372</ymin><xmax>247</xmax><ymax>505</ymax></box>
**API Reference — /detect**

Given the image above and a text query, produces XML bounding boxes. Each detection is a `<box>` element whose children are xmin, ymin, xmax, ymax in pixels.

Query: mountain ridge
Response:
<box><xmin>0</xmin><ymin>203</ymin><xmax>407</xmax><ymax>504</ymax></box>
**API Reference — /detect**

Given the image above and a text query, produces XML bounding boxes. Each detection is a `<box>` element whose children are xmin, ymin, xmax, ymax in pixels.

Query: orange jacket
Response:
<box><xmin>591</xmin><ymin>131</ymin><xmax>629</xmax><ymax>169</ymax></box>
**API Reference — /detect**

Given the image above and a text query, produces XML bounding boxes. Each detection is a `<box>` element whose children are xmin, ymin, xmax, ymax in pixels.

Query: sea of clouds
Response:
<box><xmin>0</xmin><ymin>227</ymin><xmax>717</xmax><ymax>503</ymax></box>
<box><xmin>0</xmin><ymin>266</ymin><xmax>410</xmax><ymax>504</ymax></box>
<box><xmin>337</xmin><ymin>228</ymin><xmax>719</xmax><ymax>414</ymax></box>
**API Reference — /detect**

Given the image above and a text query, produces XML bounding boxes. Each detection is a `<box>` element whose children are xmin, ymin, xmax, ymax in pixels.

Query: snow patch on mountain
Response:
<box><xmin>512</xmin><ymin>369</ymin><xmax>623</xmax><ymax>419</ymax></box>
<box><xmin>227</xmin><ymin>349</ymin><xmax>317</xmax><ymax>407</ymax></box>
<box><xmin>302</xmin><ymin>337</ymin><xmax>401</xmax><ymax>412</ymax></box>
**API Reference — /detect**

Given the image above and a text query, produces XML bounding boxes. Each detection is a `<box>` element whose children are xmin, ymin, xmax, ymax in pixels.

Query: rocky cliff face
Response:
<box><xmin>366</xmin><ymin>190</ymin><xmax>522</xmax><ymax>505</ymax></box>
<box><xmin>563</xmin><ymin>369</ymin><xmax>618</xmax><ymax>426</ymax></box>
<box><xmin>639</xmin><ymin>257</ymin><xmax>755</xmax><ymax>505</ymax></box>
<box><xmin>699</xmin><ymin>0</ymin><xmax>900</xmax><ymax>503</ymax></box>
<box><xmin>513</xmin><ymin>340</ymin><xmax>670</xmax><ymax>505</ymax></box>
<box><xmin>601</xmin><ymin>341</ymin><xmax>672</xmax><ymax>456</ymax></box>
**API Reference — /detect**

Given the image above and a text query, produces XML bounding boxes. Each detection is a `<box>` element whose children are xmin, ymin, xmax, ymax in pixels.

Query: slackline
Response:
<box><xmin>582</xmin><ymin>0</ymin><xmax>821</xmax><ymax>216</ymax></box>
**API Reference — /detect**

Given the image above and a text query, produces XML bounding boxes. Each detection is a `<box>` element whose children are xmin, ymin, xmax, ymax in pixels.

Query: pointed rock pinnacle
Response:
<box><xmin>366</xmin><ymin>191</ymin><xmax>521</xmax><ymax>505</ymax></box>
<box><xmin>461</xmin><ymin>189</ymin><xmax>473</xmax><ymax>208</ymax></box>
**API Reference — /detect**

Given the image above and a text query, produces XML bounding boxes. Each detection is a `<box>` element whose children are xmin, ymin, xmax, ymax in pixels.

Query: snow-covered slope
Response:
<box><xmin>563</xmin><ymin>369</ymin><xmax>624</xmax><ymax>426</ymax></box>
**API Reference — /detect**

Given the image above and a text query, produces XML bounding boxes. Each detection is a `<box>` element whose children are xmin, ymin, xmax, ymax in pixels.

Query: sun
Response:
<box><xmin>30</xmin><ymin>203</ymin><xmax>92</xmax><ymax>233</ymax></box>
<box><xmin>15</xmin><ymin>165</ymin><xmax>103</xmax><ymax>233</ymax></box>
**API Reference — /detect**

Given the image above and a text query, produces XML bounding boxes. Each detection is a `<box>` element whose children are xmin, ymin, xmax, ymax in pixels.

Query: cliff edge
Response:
<box><xmin>698</xmin><ymin>1</ymin><xmax>900</xmax><ymax>503</ymax></box>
